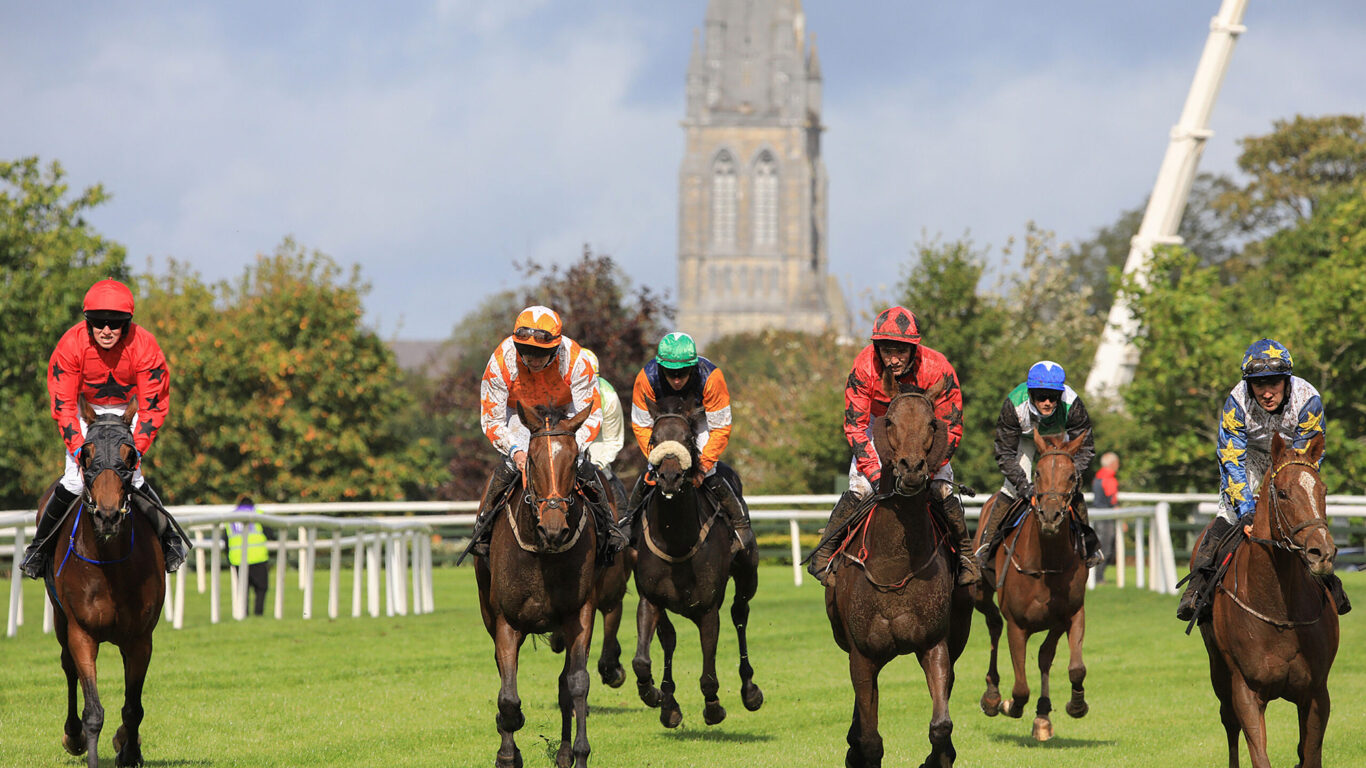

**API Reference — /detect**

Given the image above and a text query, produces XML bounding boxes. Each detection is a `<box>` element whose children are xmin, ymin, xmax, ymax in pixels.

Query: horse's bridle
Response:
<box><xmin>522</xmin><ymin>427</ymin><xmax>580</xmax><ymax>515</ymax></box>
<box><xmin>647</xmin><ymin>412</ymin><xmax>696</xmax><ymax>483</ymax></box>
<box><xmin>1259</xmin><ymin>458</ymin><xmax>1330</xmax><ymax>555</ymax></box>
<box><xmin>1031</xmin><ymin>448</ymin><xmax>1078</xmax><ymax>512</ymax></box>
<box><xmin>81</xmin><ymin>414</ymin><xmax>136</xmax><ymax>517</ymax></box>
<box><xmin>884</xmin><ymin>391</ymin><xmax>937</xmax><ymax>496</ymax></box>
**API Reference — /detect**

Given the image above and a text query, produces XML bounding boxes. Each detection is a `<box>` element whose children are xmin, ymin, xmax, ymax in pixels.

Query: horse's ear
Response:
<box><xmin>1032</xmin><ymin>428</ymin><xmax>1048</xmax><ymax>454</ymax></box>
<box><xmin>79</xmin><ymin>396</ymin><xmax>96</xmax><ymax>424</ymax></box>
<box><xmin>646</xmin><ymin>395</ymin><xmax>660</xmax><ymax>421</ymax></box>
<box><xmin>123</xmin><ymin>397</ymin><xmax>138</xmax><ymax>427</ymax></box>
<box><xmin>514</xmin><ymin>400</ymin><xmax>531</xmax><ymax>432</ymax></box>
<box><xmin>1299</xmin><ymin>431</ymin><xmax>1326</xmax><ymax>464</ymax></box>
<box><xmin>564</xmin><ymin>405</ymin><xmax>592</xmax><ymax>434</ymax></box>
<box><xmin>924</xmin><ymin>375</ymin><xmax>949</xmax><ymax>402</ymax></box>
<box><xmin>1270</xmin><ymin>431</ymin><xmax>1288</xmax><ymax>462</ymax></box>
<box><xmin>880</xmin><ymin>365</ymin><xmax>900</xmax><ymax>401</ymax></box>
<box><xmin>1064</xmin><ymin>428</ymin><xmax>1090</xmax><ymax>457</ymax></box>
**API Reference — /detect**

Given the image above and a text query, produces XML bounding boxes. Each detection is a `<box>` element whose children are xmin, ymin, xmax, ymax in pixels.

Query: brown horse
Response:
<box><xmin>824</xmin><ymin>373</ymin><xmax>973</xmax><ymax>768</ymax></box>
<box><xmin>631</xmin><ymin>395</ymin><xmax>763</xmax><ymax>729</ymax></box>
<box><xmin>588</xmin><ymin>476</ymin><xmax>634</xmax><ymax>689</ymax></box>
<box><xmin>971</xmin><ymin>429</ymin><xmax>1090</xmax><ymax>741</ymax></box>
<box><xmin>1199</xmin><ymin>431</ymin><xmax>1337</xmax><ymax>768</ymax></box>
<box><xmin>44</xmin><ymin>398</ymin><xmax>165</xmax><ymax>768</ymax></box>
<box><xmin>475</xmin><ymin>403</ymin><xmax>599</xmax><ymax>768</ymax></box>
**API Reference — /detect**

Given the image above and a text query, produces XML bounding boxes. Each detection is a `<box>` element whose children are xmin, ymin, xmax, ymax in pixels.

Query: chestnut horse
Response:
<box><xmin>631</xmin><ymin>395</ymin><xmax>764</xmax><ymax>729</ymax></box>
<box><xmin>43</xmin><ymin>399</ymin><xmax>164</xmax><ymax>768</ymax></box>
<box><xmin>475</xmin><ymin>403</ymin><xmax>599</xmax><ymax>768</ymax></box>
<box><xmin>1199</xmin><ymin>431</ymin><xmax>1337</xmax><ymax>768</ymax></box>
<box><xmin>824</xmin><ymin>374</ymin><xmax>973</xmax><ymax>768</ymax></box>
<box><xmin>971</xmin><ymin>429</ymin><xmax>1090</xmax><ymax>741</ymax></box>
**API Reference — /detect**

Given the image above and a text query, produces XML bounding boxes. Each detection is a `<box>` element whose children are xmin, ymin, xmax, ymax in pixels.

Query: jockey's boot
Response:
<box><xmin>1177</xmin><ymin>516</ymin><xmax>1235</xmax><ymax>622</ymax></box>
<box><xmin>807</xmin><ymin>491</ymin><xmax>861</xmax><ymax>587</ymax></box>
<box><xmin>704</xmin><ymin>472</ymin><xmax>754</xmax><ymax>556</ymax></box>
<box><xmin>470</xmin><ymin>462</ymin><xmax>521</xmax><ymax>558</ymax></box>
<box><xmin>934</xmin><ymin>485</ymin><xmax>981</xmax><ymax>586</ymax></box>
<box><xmin>974</xmin><ymin>495</ymin><xmax>1011</xmax><ymax>577</ymax></box>
<box><xmin>134</xmin><ymin>481</ymin><xmax>189</xmax><ymax>573</ymax></box>
<box><xmin>1073</xmin><ymin>493</ymin><xmax>1105</xmax><ymax>568</ymax></box>
<box><xmin>20</xmin><ymin>485</ymin><xmax>78</xmax><ymax>579</ymax></box>
<box><xmin>576</xmin><ymin>458</ymin><xmax>629</xmax><ymax>558</ymax></box>
<box><xmin>1321</xmin><ymin>573</ymin><xmax>1352</xmax><ymax>615</ymax></box>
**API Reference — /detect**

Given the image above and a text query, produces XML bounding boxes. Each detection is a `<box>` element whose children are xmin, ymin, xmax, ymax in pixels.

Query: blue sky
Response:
<box><xmin>4</xmin><ymin>1</ymin><xmax>1363</xmax><ymax>340</ymax></box>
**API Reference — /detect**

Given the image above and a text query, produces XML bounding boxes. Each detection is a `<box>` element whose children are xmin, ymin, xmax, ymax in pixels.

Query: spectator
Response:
<box><xmin>1091</xmin><ymin>452</ymin><xmax>1120</xmax><ymax>584</ymax></box>
<box><xmin>227</xmin><ymin>495</ymin><xmax>270</xmax><ymax>616</ymax></box>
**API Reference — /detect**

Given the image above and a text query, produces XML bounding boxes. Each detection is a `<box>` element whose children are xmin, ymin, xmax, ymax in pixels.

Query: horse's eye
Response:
<box><xmin>1276</xmin><ymin>488</ymin><xmax>1290</xmax><ymax>500</ymax></box>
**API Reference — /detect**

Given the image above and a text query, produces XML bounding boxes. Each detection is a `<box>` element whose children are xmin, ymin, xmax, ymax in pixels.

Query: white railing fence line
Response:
<box><xmin>8</xmin><ymin>492</ymin><xmax>1366</xmax><ymax>638</ymax></box>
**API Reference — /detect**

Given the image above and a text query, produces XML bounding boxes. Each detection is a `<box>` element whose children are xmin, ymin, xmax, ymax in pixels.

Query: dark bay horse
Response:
<box><xmin>44</xmin><ymin>398</ymin><xmax>164</xmax><ymax>768</ymax></box>
<box><xmin>475</xmin><ymin>403</ymin><xmax>600</xmax><ymax>768</ymax></box>
<box><xmin>631</xmin><ymin>395</ymin><xmax>763</xmax><ymax>729</ymax></box>
<box><xmin>1199</xmin><ymin>431</ymin><xmax>1337</xmax><ymax>768</ymax></box>
<box><xmin>824</xmin><ymin>374</ymin><xmax>973</xmax><ymax>768</ymax></box>
<box><xmin>971</xmin><ymin>429</ymin><xmax>1090</xmax><ymax>741</ymax></box>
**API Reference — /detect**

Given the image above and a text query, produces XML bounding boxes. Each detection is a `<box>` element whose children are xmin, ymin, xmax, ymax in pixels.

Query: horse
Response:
<box><xmin>43</xmin><ymin>398</ymin><xmax>165</xmax><ymax>768</ymax></box>
<box><xmin>631</xmin><ymin>394</ymin><xmax>764</xmax><ymax>729</ymax></box>
<box><xmin>474</xmin><ymin>403</ymin><xmax>601</xmax><ymax>768</ymax></box>
<box><xmin>1199</xmin><ymin>431</ymin><xmax>1338</xmax><ymax>768</ymax></box>
<box><xmin>824</xmin><ymin>373</ymin><xmax>973</xmax><ymax>768</ymax></box>
<box><xmin>970</xmin><ymin>428</ymin><xmax>1090</xmax><ymax>741</ymax></box>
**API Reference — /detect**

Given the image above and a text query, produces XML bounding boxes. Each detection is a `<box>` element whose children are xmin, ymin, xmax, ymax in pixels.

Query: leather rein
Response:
<box><xmin>639</xmin><ymin>411</ymin><xmax>723</xmax><ymax>564</ymax></box>
<box><xmin>1001</xmin><ymin>447</ymin><xmax>1079</xmax><ymax>584</ymax></box>
<box><xmin>507</xmin><ymin>427</ymin><xmax>589</xmax><ymax>554</ymax></box>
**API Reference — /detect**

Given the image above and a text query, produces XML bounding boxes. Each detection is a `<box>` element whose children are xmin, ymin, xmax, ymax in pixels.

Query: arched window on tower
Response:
<box><xmin>712</xmin><ymin>151</ymin><xmax>736</xmax><ymax>247</ymax></box>
<box><xmin>753</xmin><ymin>152</ymin><xmax>778</xmax><ymax>247</ymax></box>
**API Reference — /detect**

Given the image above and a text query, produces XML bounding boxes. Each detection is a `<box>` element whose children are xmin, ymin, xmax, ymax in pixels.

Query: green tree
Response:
<box><xmin>0</xmin><ymin>158</ymin><xmax>129</xmax><ymax>505</ymax></box>
<box><xmin>137</xmin><ymin>241</ymin><xmax>442</xmax><ymax>503</ymax></box>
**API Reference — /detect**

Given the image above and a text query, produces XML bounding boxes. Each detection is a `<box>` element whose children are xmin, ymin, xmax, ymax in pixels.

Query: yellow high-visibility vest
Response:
<box><xmin>227</xmin><ymin>519</ymin><xmax>269</xmax><ymax>566</ymax></box>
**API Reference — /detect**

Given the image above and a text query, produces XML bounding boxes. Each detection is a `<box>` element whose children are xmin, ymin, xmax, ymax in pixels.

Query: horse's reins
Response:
<box><xmin>57</xmin><ymin>415</ymin><xmax>139</xmax><ymax>576</ymax></box>
<box><xmin>1002</xmin><ymin>448</ymin><xmax>1079</xmax><ymax>585</ymax></box>
<box><xmin>1217</xmin><ymin>457</ymin><xmax>1330</xmax><ymax>628</ymax></box>
<box><xmin>507</xmin><ymin>426</ymin><xmax>589</xmax><ymax>554</ymax></box>
<box><xmin>639</xmin><ymin>412</ymin><xmax>724</xmax><ymax>564</ymax></box>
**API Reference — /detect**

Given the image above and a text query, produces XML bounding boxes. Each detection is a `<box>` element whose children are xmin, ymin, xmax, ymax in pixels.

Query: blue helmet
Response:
<box><xmin>1241</xmin><ymin>338</ymin><xmax>1293</xmax><ymax>379</ymax></box>
<box><xmin>1026</xmin><ymin>360</ymin><xmax>1066</xmax><ymax>391</ymax></box>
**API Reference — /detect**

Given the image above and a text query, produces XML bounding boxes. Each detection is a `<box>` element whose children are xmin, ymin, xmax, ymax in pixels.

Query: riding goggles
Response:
<box><xmin>85</xmin><ymin>311</ymin><xmax>131</xmax><ymax>332</ymax></box>
<box><xmin>1243</xmin><ymin>358</ymin><xmax>1291</xmax><ymax>376</ymax></box>
<box><xmin>513</xmin><ymin>327</ymin><xmax>558</xmax><ymax>344</ymax></box>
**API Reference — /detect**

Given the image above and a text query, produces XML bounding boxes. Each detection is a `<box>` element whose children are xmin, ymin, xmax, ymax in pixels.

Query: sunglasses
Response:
<box><xmin>513</xmin><ymin>327</ymin><xmax>557</xmax><ymax>344</ymax></box>
<box><xmin>1243</xmin><ymin>358</ymin><xmax>1290</xmax><ymax>375</ymax></box>
<box><xmin>1031</xmin><ymin>391</ymin><xmax>1061</xmax><ymax>404</ymax></box>
<box><xmin>85</xmin><ymin>314</ymin><xmax>130</xmax><ymax>332</ymax></box>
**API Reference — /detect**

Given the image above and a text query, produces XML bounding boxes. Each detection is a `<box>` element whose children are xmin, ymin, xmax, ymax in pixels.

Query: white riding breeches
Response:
<box><xmin>60</xmin><ymin>404</ymin><xmax>146</xmax><ymax>494</ymax></box>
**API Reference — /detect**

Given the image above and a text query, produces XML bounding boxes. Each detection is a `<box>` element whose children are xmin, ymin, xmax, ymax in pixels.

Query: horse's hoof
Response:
<box><xmin>62</xmin><ymin>732</ymin><xmax>86</xmax><ymax>756</ymax></box>
<box><xmin>1032</xmin><ymin>716</ymin><xmax>1054</xmax><ymax>741</ymax></box>
<box><xmin>555</xmin><ymin>743</ymin><xmax>573</xmax><ymax>768</ymax></box>
<box><xmin>601</xmin><ymin>665</ymin><xmax>626</xmax><ymax>688</ymax></box>
<box><xmin>495</xmin><ymin>747</ymin><xmax>523</xmax><ymax>768</ymax></box>
<box><xmin>661</xmin><ymin>705</ymin><xmax>683</xmax><ymax>729</ymax></box>
<box><xmin>741</xmin><ymin>683</ymin><xmax>764</xmax><ymax>712</ymax></box>
<box><xmin>549</xmin><ymin>633</ymin><xmax>565</xmax><ymax>653</ymax></box>
<box><xmin>639</xmin><ymin>685</ymin><xmax>662</xmax><ymax>708</ymax></box>
<box><xmin>980</xmin><ymin>693</ymin><xmax>1001</xmax><ymax>717</ymax></box>
<box><xmin>703</xmin><ymin>700</ymin><xmax>726</xmax><ymax>725</ymax></box>
<box><xmin>1066</xmin><ymin>699</ymin><xmax>1089</xmax><ymax>719</ymax></box>
<box><xmin>1001</xmin><ymin>699</ymin><xmax>1024</xmax><ymax>719</ymax></box>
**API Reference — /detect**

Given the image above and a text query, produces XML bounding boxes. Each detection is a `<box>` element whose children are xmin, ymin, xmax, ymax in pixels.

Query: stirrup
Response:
<box><xmin>163</xmin><ymin>538</ymin><xmax>188</xmax><ymax>573</ymax></box>
<box><xmin>20</xmin><ymin>549</ymin><xmax>49</xmax><ymax>580</ymax></box>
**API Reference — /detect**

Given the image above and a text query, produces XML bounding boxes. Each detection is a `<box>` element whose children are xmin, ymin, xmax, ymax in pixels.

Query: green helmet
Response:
<box><xmin>656</xmin><ymin>332</ymin><xmax>698</xmax><ymax>370</ymax></box>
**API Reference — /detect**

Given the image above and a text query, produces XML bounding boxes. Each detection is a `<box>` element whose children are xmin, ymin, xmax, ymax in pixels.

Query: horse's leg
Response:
<box><xmin>1000</xmin><ymin>619</ymin><xmax>1030</xmax><ymax>719</ymax></box>
<box><xmin>492</xmin><ymin>617</ymin><xmax>527</xmax><ymax>768</ymax></box>
<box><xmin>1032</xmin><ymin>626</ymin><xmax>1064</xmax><ymax>741</ymax></box>
<box><xmin>596</xmin><ymin>598</ymin><xmax>626</xmax><ymax>688</ymax></box>
<box><xmin>1202</xmin><ymin>629</ymin><xmax>1240</xmax><ymax>768</ymax></box>
<box><xmin>1064</xmin><ymin>606</ymin><xmax>1088</xmax><ymax>719</ymax></box>
<box><xmin>68</xmin><ymin>628</ymin><xmax>103</xmax><ymax>768</ymax></box>
<box><xmin>59</xmin><ymin>632</ymin><xmax>85</xmax><ymax>756</ymax></box>
<box><xmin>655</xmin><ymin>609</ymin><xmax>682</xmax><ymax>729</ymax></box>
<box><xmin>556</xmin><ymin>600</ymin><xmax>595</xmax><ymax>768</ymax></box>
<box><xmin>113</xmin><ymin>637</ymin><xmax>152</xmax><ymax>767</ymax></box>
<box><xmin>632</xmin><ymin>598</ymin><xmax>663</xmax><ymax>707</ymax></box>
<box><xmin>918</xmin><ymin>640</ymin><xmax>957</xmax><ymax>768</ymax></box>
<box><xmin>1229</xmin><ymin>671</ymin><xmax>1270</xmax><ymax>768</ymax></box>
<box><xmin>977</xmin><ymin>594</ymin><xmax>1005</xmax><ymax>716</ymax></box>
<box><xmin>847</xmin><ymin>649</ymin><xmax>884</xmax><ymax>768</ymax></box>
<box><xmin>730</xmin><ymin>548</ymin><xmax>764</xmax><ymax>712</ymax></box>
<box><xmin>1296</xmin><ymin>687</ymin><xmax>1330</xmax><ymax>768</ymax></box>
<box><xmin>698</xmin><ymin>608</ymin><xmax>726</xmax><ymax>726</ymax></box>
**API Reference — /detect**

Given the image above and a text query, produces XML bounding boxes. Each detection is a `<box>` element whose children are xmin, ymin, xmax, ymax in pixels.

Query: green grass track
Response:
<box><xmin>2</xmin><ymin>567</ymin><xmax>1363</xmax><ymax>767</ymax></box>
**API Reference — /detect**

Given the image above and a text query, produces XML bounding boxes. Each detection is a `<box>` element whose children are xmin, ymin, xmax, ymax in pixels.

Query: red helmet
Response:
<box><xmin>83</xmin><ymin>279</ymin><xmax>135</xmax><ymax>315</ymax></box>
<box><xmin>870</xmin><ymin>306</ymin><xmax>921</xmax><ymax>344</ymax></box>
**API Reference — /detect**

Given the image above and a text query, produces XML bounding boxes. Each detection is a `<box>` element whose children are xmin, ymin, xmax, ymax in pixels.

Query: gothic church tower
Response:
<box><xmin>676</xmin><ymin>0</ymin><xmax>850</xmax><ymax>347</ymax></box>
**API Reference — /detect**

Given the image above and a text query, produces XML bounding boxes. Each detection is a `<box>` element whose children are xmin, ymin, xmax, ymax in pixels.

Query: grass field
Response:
<box><xmin>1</xmin><ymin>566</ymin><xmax>1363</xmax><ymax>767</ymax></box>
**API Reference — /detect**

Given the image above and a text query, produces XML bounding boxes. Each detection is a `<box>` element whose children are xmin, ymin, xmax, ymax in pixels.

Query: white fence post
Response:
<box><xmin>421</xmin><ymin>534</ymin><xmax>434</xmax><ymax>613</ymax></box>
<box><xmin>1115</xmin><ymin>520</ymin><xmax>1126</xmax><ymax>589</ymax></box>
<box><xmin>352</xmin><ymin>532</ymin><xmax>365</xmax><ymax>618</ymax></box>
<box><xmin>303</xmin><ymin>527</ymin><xmax>317</xmax><ymax>620</ymax></box>
<box><xmin>209</xmin><ymin>523</ymin><xmax>222</xmax><ymax>624</ymax></box>
<box><xmin>329</xmin><ymin>530</ymin><xmax>341</xmax><ymax>620</ymax></box>
<box><xmin>367</xmin><ymin>534</ymin><xmax>381</xmax><ymax>618</ymax></box>
<box><xmin>273</xmin><ymin>533</ymin><xmax>287</xmax><ymax>620</ymax></box>
<box><xmin>1155</xmin><ymin>502</ymin><xmax>1178</xmax><ymax>594</ymax></box>
<box><xmin>789</xmin><ymin>519</ymin><xmax>803</xmax><ymax>588</ymax></box>
<box><xmin>7</xmin><ymin>527</ymin><xmax>24</xmax><ymax>638</ymax></box>
<box><xmin>194</xmin><ymin>528</ymin><xmax>206</xmax><ymax>594</ymax></box>
<box><xmin>1136</xmin><ymin>516</ymin><xmax>1146</xmax><ymax>590</ymax></box>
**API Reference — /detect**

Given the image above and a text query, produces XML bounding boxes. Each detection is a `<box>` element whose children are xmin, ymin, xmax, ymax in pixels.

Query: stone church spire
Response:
<box><xmin>676</xmin><ymin>0</ymin><xmax>850</xmax><ymax>347</ymax></box>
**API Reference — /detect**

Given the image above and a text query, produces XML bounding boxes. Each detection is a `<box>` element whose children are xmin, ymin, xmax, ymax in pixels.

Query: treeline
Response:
<box><xmin>2</xmin><ymin>115</ymin><xmax>1363</xmax><ymax>508</ymax></box>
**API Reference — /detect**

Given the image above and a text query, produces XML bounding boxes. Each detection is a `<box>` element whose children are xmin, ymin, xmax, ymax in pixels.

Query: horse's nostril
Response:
<box><xmin>1308</xmin><ymin>548</ymin><xmax>1323</xmax><ymax>559</ymax></box>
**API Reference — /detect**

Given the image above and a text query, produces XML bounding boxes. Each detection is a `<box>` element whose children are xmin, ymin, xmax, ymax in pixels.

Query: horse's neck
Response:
<box><xmin>1017</xmin><ymin>512</ymin><xmax>1074</xmax><ymax>566</ymax></box>
<box><xmin>869</xmin><ymin>494</ymin><xmax>935</xmax><ymax>559</ymax></box>
<box><xmin>1237</xmin><ymin>510</ymin><xmax>1318</xmax><ymax>602</ymax></box>
<box><xmin>649</xmin><ymin>488</ymin><xmax>705</xmax><ymax>540</ymax></box>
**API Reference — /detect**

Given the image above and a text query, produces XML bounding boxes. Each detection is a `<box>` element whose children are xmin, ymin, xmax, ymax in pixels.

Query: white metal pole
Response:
<box><xmin>789</xmin><ymin>519</ymin><xmax>803</xmax><ymax>587</ymax></box>
<box><xmin>1136</xmin><ymin>516</ymin><xmax>1147</xmax><ymax>590</ymax></box>
<box><xmin>328</xmin><ymin>530</ymin><xmax>341</xmax><ymax>620</ymax></box>
<box><xmin>352</xmin><ymin>532</ymin><xmax>365</xmax><ymax>618</ymax></box>
<box><xmin>273</xmin><ymin>534</ymin><xmax>287</xmax><ymax>620</ymax></box>
<box><xmin>367</xmin><ymin>534</ymin><xmax>381</xmax><ymax>618</ymax></box>
<box><xmin>7</xmin><ymin>527</ymin><xmax>24</xmax><ymax>637</ymax></box>
<box><xmin>194</xmin><ymin>529</ymin><xmax>206</xmax><ymax>594</ymax></box>
<box><xmin>228</xmin><ymin>564</ymin><xmax>242</xmax><ymax>620</ymax></box>
<box><xmin>297</xmin><ymin>527</ymin><xmax>308</xmax><ymax>590</ymax></box>
<box><xmin>303</xmin><ymin>527</ymin><xmax>317</xmax><ymax>619</ymax></box>
<box><xmin>1116</xmin><ymin>518</ymin><xmax>1126</xmax><ymax>589</ymax></box>
<box><xmin>1085</xmin><ymin>0</ymin><xmax>1249</xmax><ymax>404</ymax></box>
<box><xmin>421</xmin><ymin>534</ymin><xmax>434</xmax><ymax>613</ymax></box>
<box><xmin>164</xmin><ymin>573</ymin><xmax>174</xmax><ymax>621</ymax></box>
<box><xmin>1156</xmin><ymin>502</ymin><xmax>1179</xmax><ymax>594</ymax></box>
<box><xmin>209</xmin><ymin>524</ymin><xmax>222</xmax><ymax>624</ymax></box>
<box><xmin>236</xmin><ymin>528</ymin><xmax>251</xmax><ymax>619</ymax></box>
<box><xmin>43</xmin><ymin>592</ymin><xmax>53</xmax><ymax>634</ymax></box>
<box><xmin>384</xmin><ymin>533</ymin><xmax>396</xmax><ymax>617</ymax></box>
<box><xmin>173</xmin><ymin>566</ymin><xmax>186</xmax><ymax>629</ymax></box>
<box><xmin>409</xmin><ymin>532</ymin><xmax>421</xmax><ymax>614</ymax></box>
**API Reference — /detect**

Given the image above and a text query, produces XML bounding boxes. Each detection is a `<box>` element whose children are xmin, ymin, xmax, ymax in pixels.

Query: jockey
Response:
<box><xmin>1177</xmin><ymin>339</ymin><xmax>1350</xmax><ymax>620</ymax></box>
<box><xmin>975</xmin><ymin>361</ymin><xmax>1102</xmax><ymax>574</ymax></box>
<box><xmin>469</xmin><ymin>305</ymin><xmax>625</xmax><ymax>558</ymax></box>
<box><xmin>807</xmin><ymin>306</ymin><xmax>979</xmax><ymax>587</ymax></box>
<box><xmin>629</xmin><ymin>331</ymin><xmax>755</xmax><ymax>555</ymax></box>
<box><xmin>21</xmin><ymin>278</ymin><xmax>190</xmax><ymax>578</ymax></box>
<box><xmin>582</xmin><ymin>349</ymin><xmax>628</xmax><ymax>503</ymax></box>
